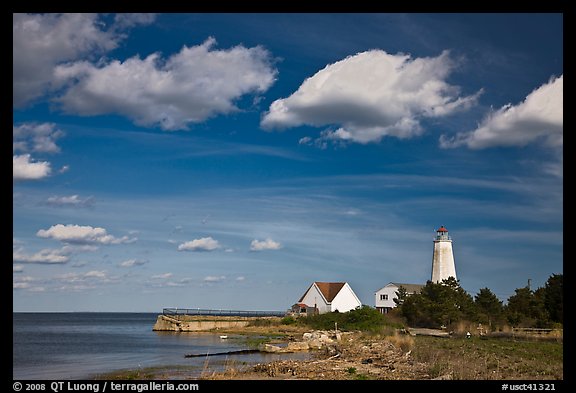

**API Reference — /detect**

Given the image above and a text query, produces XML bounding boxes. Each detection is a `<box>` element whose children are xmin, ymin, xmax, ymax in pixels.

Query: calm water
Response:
<box><xmin>13</xmin><ymin>313</ymin><xmax>306</xmax><ymax>380</ymax></box>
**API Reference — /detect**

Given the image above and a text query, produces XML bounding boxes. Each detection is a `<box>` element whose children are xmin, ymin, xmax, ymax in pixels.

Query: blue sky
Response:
<box><xmin>13</xmin><ymin>13</ymin><xmax>563</xmax><ymax>312</ymax></box>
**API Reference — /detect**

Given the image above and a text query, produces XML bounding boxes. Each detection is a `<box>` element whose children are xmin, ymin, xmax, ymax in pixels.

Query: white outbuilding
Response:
<box><xmin>297</xmin><ymin>281</ymin><xmax>362</xmax><ymax>314</ymax></box>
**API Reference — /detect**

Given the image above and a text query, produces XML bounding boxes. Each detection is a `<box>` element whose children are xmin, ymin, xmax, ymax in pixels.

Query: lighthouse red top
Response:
<box><xmin>437</xmin><ymin>226</ymin><xmax>448</xmax><ymax>232</ymax></box>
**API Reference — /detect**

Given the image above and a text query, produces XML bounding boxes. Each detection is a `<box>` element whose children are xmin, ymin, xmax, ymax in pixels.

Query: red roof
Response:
<box><xmin>437</xmin><ymin>226</ymin><xmax>448</xmax><ymax>232</ymax></box>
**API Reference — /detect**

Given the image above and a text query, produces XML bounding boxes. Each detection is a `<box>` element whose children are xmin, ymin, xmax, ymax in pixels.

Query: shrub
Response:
<box><xmin>281</xmin><ymin>316</ymin><xmax>297</xmax><ymax>325</ymax></box>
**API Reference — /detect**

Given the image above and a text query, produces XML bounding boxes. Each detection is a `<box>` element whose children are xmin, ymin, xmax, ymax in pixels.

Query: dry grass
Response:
<box><xmin>412</xmin><ymin>336</ymin><xmax>563</xmax><ymax>380</ymax></box>
<box><xmin>383</xmin><ymin>332</ymin><xmax>415</xmax><ymax>353</ymax></box>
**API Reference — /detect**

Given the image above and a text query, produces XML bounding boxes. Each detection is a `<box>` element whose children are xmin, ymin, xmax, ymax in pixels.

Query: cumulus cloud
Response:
<box><xmin>13</xmin><ymin>247</ymin><xmax>70</xmax><ymax>264</ymax></box>
<box><xmin>53</xmin><ymin>37</ymin><xmax>277</xmax><ymax>130</ymax></box>
<box><xmin>440</xmin><ymin>75</ymin><xmax>563</xmax><ymax>149</ymax></box>
<box><xmin>13</xmin><ymin>122</ymin><xmax>64</xmax><ymax>154</ymax></box>
<box><xmin>119</xmin><ymin>259</ymin><xmax>147</xmax><ymax>267</ymax></box>
<box><xmin>37</xmin><ymin>224</ymin><xmax>137</xmax><ymax>245</ymax></box>
<box><xmin>13</xmin><ymin>264</ymin><xmax>24</xmax><ymax>273</ymax></box>
<box><xmin>13</xmin><ymin>13</ymin><xmax>156</xmax><ymax>106</ymax></box>
<box><xmin>45</xmin><ymin>195</ymin><xmax>95</xmax><ymax>208</ymax></box>
<box><xmin>13</xmin><ymin>154</ymin><xmax>51</xmax><ymax>181</ymax></box>
<box><xmin>178</xmin><ymin>236</ymin><xmax>220</xmax><ymax>252</ymax></box>
<box><xmin>261</xmin><ymin>50</ymin><xmax>479</xmax><ymax>144</ymax></box>
<box><xmin>250</xmin><ymin>238</ymin><xmax>282</xmax><ymax>251</ymax></box>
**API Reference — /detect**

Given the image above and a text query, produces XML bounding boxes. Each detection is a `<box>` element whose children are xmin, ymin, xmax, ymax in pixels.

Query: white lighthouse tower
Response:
<box><xmin>431</xmin><ymin>225</ymin><xmax>457</xmax><ymax>283</ymax></box>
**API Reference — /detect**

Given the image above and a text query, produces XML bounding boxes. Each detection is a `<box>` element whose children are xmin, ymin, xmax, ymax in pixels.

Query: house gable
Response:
<box><xmin>298</xmin><ymin>281</ymin><xmax>361</xmax><ymax>314</ymax></box>
<box><xmin>331</xmin><ymin>282</ymin><xmax>362</xmax><ymax>312</ymax></box>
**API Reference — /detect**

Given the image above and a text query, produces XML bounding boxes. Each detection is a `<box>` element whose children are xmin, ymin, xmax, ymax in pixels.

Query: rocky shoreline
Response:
<box><xmin>95</xmin><ymin>324</ymin><xmax>562</xmax><ymax>380</ymax></box>
<box><xmin>201</xmin><ymin>329</ymin><xmax>429</xmax><ymax>380</ymax></box>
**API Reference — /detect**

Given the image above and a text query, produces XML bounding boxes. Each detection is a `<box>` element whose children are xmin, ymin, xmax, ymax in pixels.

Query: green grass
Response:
<box><xmin>412</xmin><ymin>336</ymin><xmax>563</xmax><ymax>380</ymax></box>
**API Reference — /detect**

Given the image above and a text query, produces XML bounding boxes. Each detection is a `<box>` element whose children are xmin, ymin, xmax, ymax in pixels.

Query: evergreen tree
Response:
<box><xmin>393</xmin><ymin>286</ymin><xmax>409</xmax><ymax>307</ymax></box>
<box><xmin>505</xmin><ymin>286</ymin><xmax>544</xmax><ymax>327</ymax></box>
<box><xmin>543</xmin><ymin>274</ymin><xmax>563</xmax><ymax>324</ymax></box>
<box><xmin>398</xmin><ymin>277</ymin><xmax>477</xmax><ymax>328</ymax></box>
<box><xmin>475</xmin><ymin>287</ymin><xmax>504</xmax><ymax>327</ymax></box>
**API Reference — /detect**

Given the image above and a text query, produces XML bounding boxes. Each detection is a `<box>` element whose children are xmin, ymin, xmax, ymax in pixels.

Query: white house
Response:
<box><xmin>297</xmin><ymin>282</ymin><xmax>362</xmax><ymax>314</ymax></box>
<box><xmin>374</xmin><ymin>282</ymin><xmax>424</xmax><ymax>314</ymax></box>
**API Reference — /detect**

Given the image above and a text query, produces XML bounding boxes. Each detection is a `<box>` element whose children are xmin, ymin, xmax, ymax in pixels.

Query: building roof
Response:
<box><xmin>299</xmin><ymin>282</ymin><xmax>346</xmax><ymax>303</ymax></box>
<box><xmin>315</xmin><ymin>282</ymin><xmax>346</xmax><ymax>302</ymax></box>
<box><xmin>437</xmin><ymin>226</ymin><xmax>448</xmax><ymax>232</ymax></box>
<box><xmin>391</xmin><ymin>282</ymin><xmax>425</xmax><ymax>294</ymax></box>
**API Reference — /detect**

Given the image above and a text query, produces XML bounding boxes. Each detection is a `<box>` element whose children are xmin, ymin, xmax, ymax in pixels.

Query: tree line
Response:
<box><xmin>393</xmin><ymin>274</ymin><xmax>562</xmax><ymax>330</ymax></box>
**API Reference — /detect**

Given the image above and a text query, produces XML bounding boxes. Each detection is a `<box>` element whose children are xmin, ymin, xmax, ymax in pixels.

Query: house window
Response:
<box><xmin>380</xmin><ymin>294</ymin><xmax>388</xmax><ymax>301</ymax></box>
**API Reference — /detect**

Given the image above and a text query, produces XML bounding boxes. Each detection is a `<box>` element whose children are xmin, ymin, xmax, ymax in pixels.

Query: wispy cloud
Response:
<box><xmin>203</xmin><ymin>275</ymin><xmax>226</xmax><ymax>283</ymax></box>
<box><xmin>119</xmin><ymin>259</ymin><xmax>148</xmax><ymax>268</ymax></box>
<box><xmin>13</xmin><ymin>247</ymin><xmax>70</xmax><ymax>264</ymax></box>
<box><xmin>151</xmin><ymin>273</ymin><xmax>173</xmax><ymax>279</ymax></box>
<box><xmin>45</xmin><ymin>195</ymin><xmax>95</xmax><ymax>208</ymax></box>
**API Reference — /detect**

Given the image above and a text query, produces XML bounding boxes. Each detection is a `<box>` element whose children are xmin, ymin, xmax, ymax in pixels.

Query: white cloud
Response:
<box><xmin>55</xmin><ymin>270</ymin><xmax>114</xmax><ymax>289</ymax></box>
<box><xmin>84</xmin><ymin>270</ymin><xmax>108</xmax><ymax>279</ymax></box>
<box><xmin>60</xmin><ymin>244</ymin><xmax>99</xmax><ymax>253</ymax></box>
<box><xmin>250</xmin><ymin>238</ymin><xmax>282</xmax><ymax>251</ymax></box>
<box><xmin>119</xmin><ymin>259</ymin><xmax>147</xmax><ymax>267</ymax></box>
<box><xmin>45</xmin><ymin>195</ymin><xmax>95</xmax><ymax>208</ymax></box>
<box><xmin>13</xmin><ymin>264</ymin><xmax>24</xmax><ymax>273</ymax></box>
<box><xmin>236</xmin><ymin>276</ymin><xmax>245</xmax><ymax>281</ymax></box>
<box><xmin>178</xmin><ymin>236</ymin><xmax>220</xmax><ymax>252</ymax></box>
<box><xmin>53</xmin><ymin>37</ymin><xmax>277</xmax><ymax>130</ymax></box>
<box><xmin>13</xmin><ymin>122</ymin><xmax>64</xmax><ymax>154</ymax></box>
<box><xmin>13</xmin><ymin>13</ymin><xmax>156</xmax><ymax>106</ymax></box>
<box><xmin>261</xmin><ymin>50</ymin><xmax>479</xmax><ymax>144</ymax></box>
<box><xmin>152</xmin><ymin>273</ymin><xmax>173</xmax><ymax>279</ymax></box>
<box><xmin>13</xmin><ymin>154</ymin><xmax>51</xmax><ymax>181</ymax></box>
<box><xmin>440</xmin><ymin>75</ymin><xmax>563</xmax><ymax>149</ymax></box>
<box><xmin>37</xmin><ymin>224</ymin><xmax>137</xmax><ymax>244</ymax></box>
<box><xmin>13</xmin><ymin>276</ymin><xmax>36</xmax><ymax>289</ymax></box>
<box><xmin>13</xmin><ymin>247</ymin><xmax>70</xmax><ymax>264</ymax></box>
<box><xmin>203</xmin><ymin>275</ymin><xmax>226</xmax><ymax>283</ymax></box>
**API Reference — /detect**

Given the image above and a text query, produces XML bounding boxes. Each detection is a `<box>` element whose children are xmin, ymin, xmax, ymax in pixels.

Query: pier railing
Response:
<box><xmin>163</xmin><ymin>308</ymin><xmax>286</xmax><ymax>318</ymax></box>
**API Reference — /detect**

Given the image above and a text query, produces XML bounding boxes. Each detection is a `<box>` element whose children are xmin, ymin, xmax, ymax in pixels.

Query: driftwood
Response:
<box><xmin>185</xmin><ymin>349</ymin><xmax>260</xmax><ymax>358</ymax></box>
